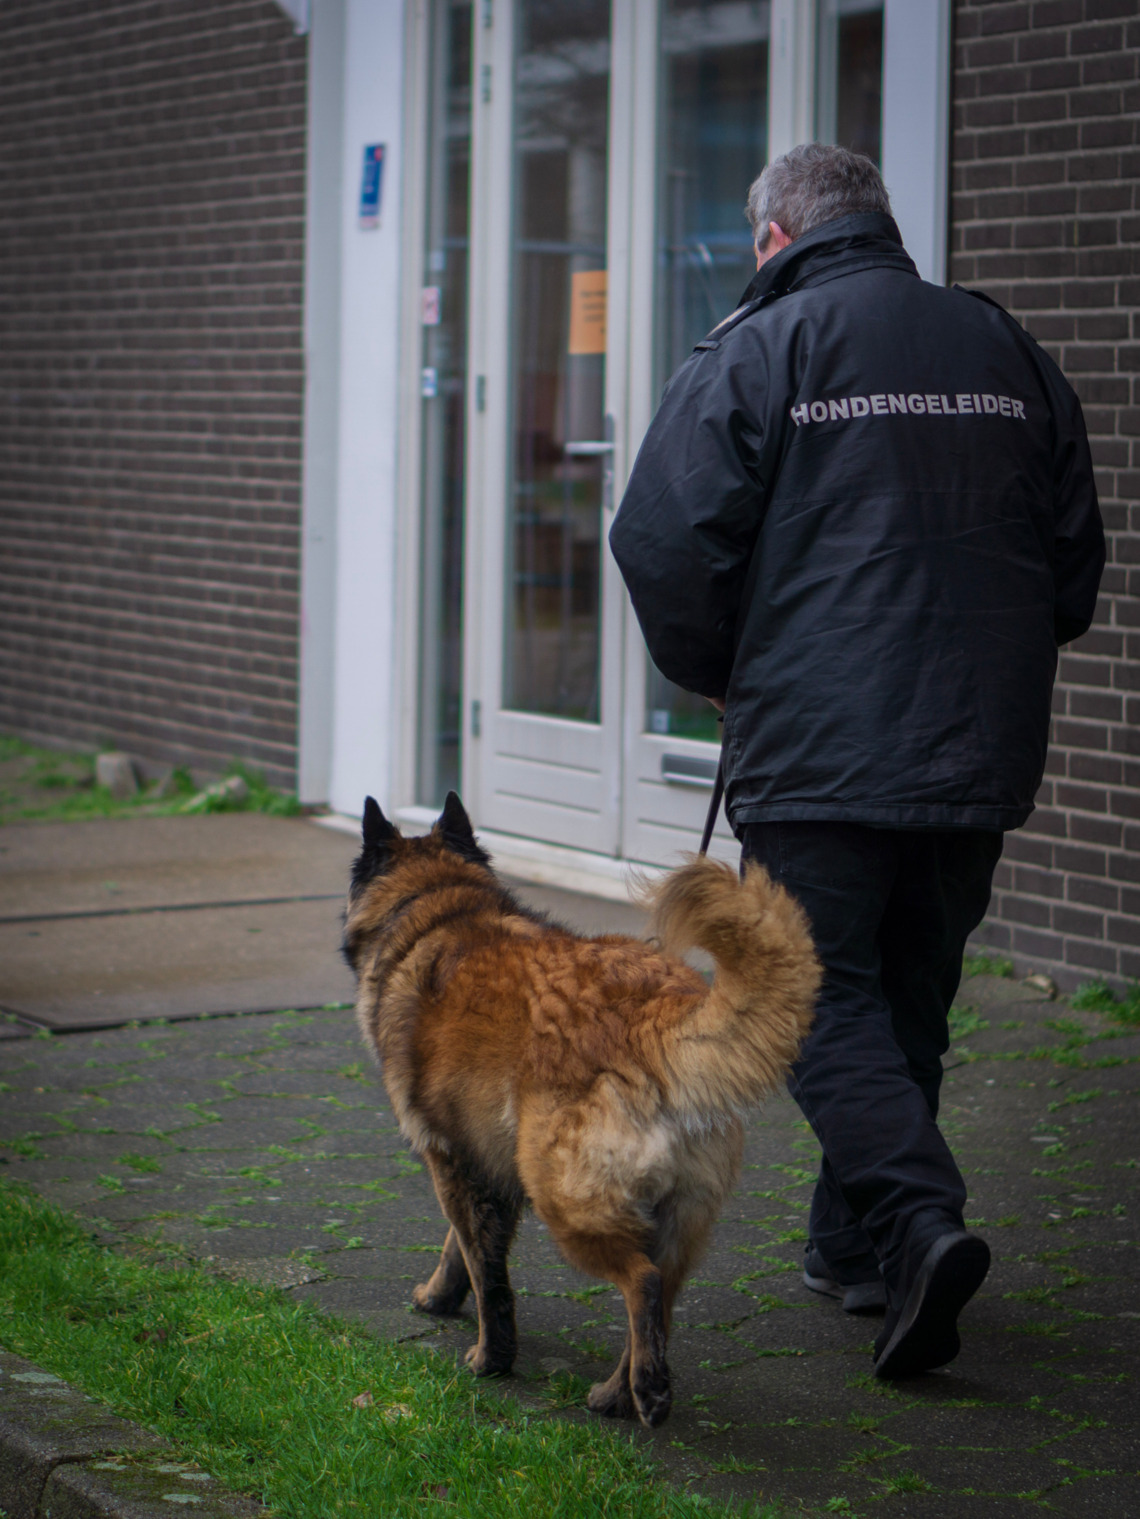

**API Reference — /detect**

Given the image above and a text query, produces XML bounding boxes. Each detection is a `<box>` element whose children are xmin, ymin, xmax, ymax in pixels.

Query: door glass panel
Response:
<box><xmin>646</xmin><ymin>0</ymin><xmax>769</xmax><ymax>745</ymax></box>
<box><xmin>504</xmin><ymin>0</ymin><xmax>611</xmax><ymax>722</ymax></box>
<box><xmin>417</xmin><ymin>0</ymin><xmax>472</xmax><ymax>805</ymax></box>
<box><xmin>816</xmin><ymin>0</ymin><xmax>883</xmax><ymax>164</ymax></box>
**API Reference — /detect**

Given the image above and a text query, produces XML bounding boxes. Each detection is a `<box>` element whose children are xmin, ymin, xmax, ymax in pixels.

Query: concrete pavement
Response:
<box><xmin>1</xmin><ymin>975</ymin><xmax>1137</xmax><ymax>1515</ymax></box>
<box><xmin>0</xmin><ymin>814</ymin><xmax>1137</xmax><ymax>1514</ymax></box>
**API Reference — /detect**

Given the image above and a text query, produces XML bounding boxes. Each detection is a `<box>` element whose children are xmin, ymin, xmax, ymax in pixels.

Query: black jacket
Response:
<box><xmin>610</xmin><ymin>213</ymin><xmax>1105</xmax><ymax>832</ymax></box>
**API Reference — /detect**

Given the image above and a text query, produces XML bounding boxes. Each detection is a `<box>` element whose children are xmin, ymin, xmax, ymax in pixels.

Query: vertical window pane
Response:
<box><xmin>504</xmin><ymin>0</ymin><xmax>611</xmax><ymax>722</ymax></box>
<box><xmin>817</xmin><ymin>0</ymin><xmax>883</xmax><ymax>165</ymax></box>
<box><xmin>647</xmin><ymin>0</ymin><xmax>769</xmax><ymax>744</ymax></box>
<box><xmin>417</xmin><ymin>0</ymin><xmax>472</xmax><ymax>807</ymax></box>
<box><xmin>657</xmin><ymin>1</ymin><xmax>770</xmax><ymax>378</ymax></box>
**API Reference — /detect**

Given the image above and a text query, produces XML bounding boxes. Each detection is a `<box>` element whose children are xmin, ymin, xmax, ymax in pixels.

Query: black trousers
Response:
<box><xmin>739</xmin><ymin>822</ymin><xmax>1003</xmax><ymax>1290</ymax></box>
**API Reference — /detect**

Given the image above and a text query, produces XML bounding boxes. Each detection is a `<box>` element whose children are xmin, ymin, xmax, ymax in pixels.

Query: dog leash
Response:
<box><xmin>698</xmin><ymin>753</ymin><xmax>725</xmax><ymax>857</ymax></box>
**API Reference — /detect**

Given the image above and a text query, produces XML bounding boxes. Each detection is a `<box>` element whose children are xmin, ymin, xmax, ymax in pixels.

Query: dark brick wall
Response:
<box><xmin>0</xmin><ymin>0</ymin><xmax>307</xmax><ymax>788</ymax></box>
<box><xmin>950</xmin><ymin>0</ymin><xmax>1140</xmax><ymax>986</ymax></box>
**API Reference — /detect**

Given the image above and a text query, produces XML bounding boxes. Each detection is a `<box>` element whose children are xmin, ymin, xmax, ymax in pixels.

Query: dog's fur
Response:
<box><xmin>342</xmin><ymin>792</ymin><xmax>820</xmax><ymax>1428</ymax></box>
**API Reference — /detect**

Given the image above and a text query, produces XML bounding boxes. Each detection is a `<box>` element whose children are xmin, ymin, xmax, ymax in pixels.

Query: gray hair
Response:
<box><xmin>746</xmin><ymin>143</ymin><xmax>892</xmax><ymax>251</ymax></box>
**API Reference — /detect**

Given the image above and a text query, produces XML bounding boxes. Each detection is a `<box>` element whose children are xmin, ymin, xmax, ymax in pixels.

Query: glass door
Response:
<box><xmin>466</xmin><ymin>0</ymin><xmax>630</xmax><ymax>853</ymax></box>
<box><xmin>462</xmin><ymin>0</ymin><xmax>880</xmax><ymax>864</ymax></box>
<box><xmin>621</xmin><ymin>0</ymin><xmax>771</xmax><ymax>867</ymax></box>
<box><xmin>504</xmin><ymin>1</ymin><xmax>610</xmax><ymax>726</ymax></box>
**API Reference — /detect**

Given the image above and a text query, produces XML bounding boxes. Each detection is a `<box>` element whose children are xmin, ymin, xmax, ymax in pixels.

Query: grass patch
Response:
<box><xmin>948</xmin><ymin>1005</ymin><xmax>989</xmax><ymax>1041</ymax></box>
<box><xmin>543</xmin><ymin>1371</ymin><xmax>593</xmax><ymax>1409</ymax></box>
<box><xmin>962</xmin><ymin>953</ymin><xmax>1014</xmax><ymax>980</ymax></box>
<box><xmin>0</xmin><ymin>735</ymin><xmax>299</xmax><ymax>825</ymax></box>
<box><xmin>1071</xmin><ymin>979</ymin><xmax>1140</xmax><ymax>1027</ymax></box>
<box><xmin>877</xmin><ymin>1471</ymin><xmax>933</xmax><ymax>1495</ymax></box>
<box><xmin>118</xmin><ymin>1152</ymin><xmax>164</xmax><ymax>1174</ymax></box>
<box><xmin>0</xmin><ymin>1180</ymin><xmax>782</xmax><ymax>1519</ymax></box>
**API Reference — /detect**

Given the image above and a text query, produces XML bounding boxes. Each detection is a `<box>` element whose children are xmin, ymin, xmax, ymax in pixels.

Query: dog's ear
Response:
<box><xmin>362</xmin><ymin>795</ymin><xmax>397</xmax><ymax>851</ymax></box>
<box><xmin>436</xmin><ymin>791</ymin><xmax>490</xmax><ymax>868</ymax></box>
<box><xmin>351</xmin><ymin>796</ymin><xmax>399</xmax><ymax>892</ymax></box>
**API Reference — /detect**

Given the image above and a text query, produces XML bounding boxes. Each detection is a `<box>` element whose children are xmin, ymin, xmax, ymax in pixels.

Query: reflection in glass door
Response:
<box><xmin>417</xmin><ymin>0</ymin><xmax>473</xmax><ymax>806</ymax></box>
<box><xmin>505</xmin><ymin>0</ymin><xmax>611</xmax><ymax>723</ymax></box>
<box><xmin>646</xmin><ymin>0</ymin><xmax>770</xmax><ymax>746</ymax></box>
<box><xmin>816</xmin><ymin>0</ymin><xmax>883</xmax><ymax>163</ymax></box>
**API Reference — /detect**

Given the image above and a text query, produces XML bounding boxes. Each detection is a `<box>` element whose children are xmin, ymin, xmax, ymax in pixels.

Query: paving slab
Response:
<box><xmin>0</xmin><ymin>814</ymin><xmax>645</xmax><ymax>1031</ymax></box>
<box><xmin>0</xmin><ymin>816</ymin><xmax>357</xmax><ymax>921</ymax></box>
<box><xmin>1</xmin><ymin>966</ymin><xmax>1137</xmax><ymax>1517</ymax></box>
<box><xmin>0</xmin><ymin>817</ymin><xmax>364</xmax><ymax>1030</ymax></box>
<box><xmin>0</xmin><ymin>900</ymin><xmax>357</xmax><ymax>1030</ymax></box>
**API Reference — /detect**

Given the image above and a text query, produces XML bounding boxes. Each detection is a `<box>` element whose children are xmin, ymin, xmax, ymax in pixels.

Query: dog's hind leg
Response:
<box><xmin>423</xmin><ymin>1147</ymin><xmax>521</xmax><ymax>1376</ymax></box>
<box><xmin>553</xmin><ymin>1231</ymin><xmax>671</xmax><ymax>1429</ymax></box>
<box><xmin>412</xmin><ymin>1226</ymin><xmax>471</xmax><ymax>1316</ymax></box>
<box><xmin>586</xmin><ymin>1333</ymin><xmax>633</xmax><ymax>1420</ymax></box>
<box><xmin>624</xmin><ymin>1255</ymin><xmax>671</xmax><ymax>1428</ymax></box>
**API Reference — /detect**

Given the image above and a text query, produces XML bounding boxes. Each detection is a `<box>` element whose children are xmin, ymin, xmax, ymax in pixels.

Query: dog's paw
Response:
<box><xmin>412</xmin><ymin>1281</ymin><xmax>466</xmax><ymax>1316</ymax></box>
<box><xmin>464</xmin><ymin>1342</ymin><xmax>514</xmax><ymax>1377</ymax></box>
<box><xmin>587</xmin><ymin>1375</ymin><xmax>635</xmax><ymax>1420</ymax></box>
<box><xmin>632</xmin><ymin>1372</ymin><xmax>672</xmax><ymax>1429</ymax></box>
<box><xmin>413</xmin><ymin>1275</ymin><xmax>471</xmax><ymax>1312</ymax></box>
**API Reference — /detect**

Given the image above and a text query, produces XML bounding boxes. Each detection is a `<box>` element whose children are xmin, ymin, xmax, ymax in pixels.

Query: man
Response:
<box><xmin>609</xmin><ymin>144</ymin><xmax>1104</xmax><ymax>1378</ymax></box>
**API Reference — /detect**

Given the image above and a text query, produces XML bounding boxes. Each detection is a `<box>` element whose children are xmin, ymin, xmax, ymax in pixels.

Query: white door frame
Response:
<box><xmin>461</xmin><ymin>0</ymin><xmax>632</xmax><ymax>856</ymax></box>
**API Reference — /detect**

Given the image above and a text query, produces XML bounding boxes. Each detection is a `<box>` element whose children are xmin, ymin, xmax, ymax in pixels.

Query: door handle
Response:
<box><xmin>661</xmin><ymin>753</ymin><xmax>718</xmax><ymax>789</ymax></box>
<box><xmin>565</xmin><ymin>415</ymin><xmax>617</xmax><ymax>510</ymax></box>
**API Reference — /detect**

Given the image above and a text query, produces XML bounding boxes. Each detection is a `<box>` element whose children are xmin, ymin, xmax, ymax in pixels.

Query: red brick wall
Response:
<box><xmin>950</xmin><ymin>0</ymin><xmax>1140</xmax><ymax>987</ymax></box>
<box><xmin>0</xmin><ymin>0</ymin><xmax>307</xmax><ymax>788</ymax></box>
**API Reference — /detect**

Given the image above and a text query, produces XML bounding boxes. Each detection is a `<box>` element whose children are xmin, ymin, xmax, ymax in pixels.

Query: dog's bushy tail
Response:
<box><xmin>645</xmin><ymin>857</ymin><xmax>820</xmax><ymax>1116</ymax></box>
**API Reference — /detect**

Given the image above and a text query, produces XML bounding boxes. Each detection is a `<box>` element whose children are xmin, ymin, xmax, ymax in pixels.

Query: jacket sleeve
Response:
<box><xmin>609</xmin><ymin>339</ymin><xmax>773</xmax><ymax>699</ymax></box>
<box><xmin>1048</xmin><ymin>370</ymin><xmax>1105</xmax><ymax>646</ymax></box>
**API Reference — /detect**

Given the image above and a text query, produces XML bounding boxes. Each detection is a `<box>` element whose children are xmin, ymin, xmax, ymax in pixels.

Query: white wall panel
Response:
<box><xmin>298</xmin><ymin>0</ymin><xmax>345</xmax><ymax>804</ymax></box>
<box><xmin>326</xmin><ymin>0</ymin><xmax>407</xmax><ymax>819</ymax></box>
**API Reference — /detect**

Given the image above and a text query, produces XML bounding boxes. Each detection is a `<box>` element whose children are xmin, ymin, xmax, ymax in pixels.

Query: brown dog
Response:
<box><xmin>342</xmin><ymin>792</ymin><xmax>819</xmax><ymax>1428</ymax></box>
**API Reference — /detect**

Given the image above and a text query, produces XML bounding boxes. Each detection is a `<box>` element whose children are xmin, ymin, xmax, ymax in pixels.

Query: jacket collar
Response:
<box><xmin>738</xmin><ymin>211</ymin><xmax>919</xmax><ymax>306</ymax></box>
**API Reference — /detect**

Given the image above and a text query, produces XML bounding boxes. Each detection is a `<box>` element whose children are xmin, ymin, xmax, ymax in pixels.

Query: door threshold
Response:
<box><xmin>313</xmin><ymin>809</ymin><xmax>662</xmax><ymax>903</ymax></box>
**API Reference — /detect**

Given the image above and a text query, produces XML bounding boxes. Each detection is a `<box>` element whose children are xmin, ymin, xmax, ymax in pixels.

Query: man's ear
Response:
<box><xmin>351</xmin><ymin>796</ymin><xmax>399</xmax><ymax>892</ymax></box>
<box><xmin>436</xmin><ymin>791</ymin><xmax>490</xmax><ymax>867</ymax></box>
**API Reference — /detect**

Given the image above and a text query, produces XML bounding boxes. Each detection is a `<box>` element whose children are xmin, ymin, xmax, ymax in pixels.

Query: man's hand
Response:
<box><xmin>706</xmin><ymin>696</ymin><xmax>726</xmax><ymax>714</ymax></box>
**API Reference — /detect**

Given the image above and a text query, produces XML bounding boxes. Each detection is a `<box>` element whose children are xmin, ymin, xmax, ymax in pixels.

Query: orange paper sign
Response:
<box><xmin>568</xmin><ymin>269</ymin><xmax>607</xmax><ymax>355</ymax></box>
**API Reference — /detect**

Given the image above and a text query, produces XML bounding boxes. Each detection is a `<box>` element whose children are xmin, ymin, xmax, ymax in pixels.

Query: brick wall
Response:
<box><xmin>950</xmin><ymin>0</ymin><xmax>1140</xmax><ymax>987</ymax></box>
<box><xmin>0</xmin><ymin>0</ymin><xmax>307</xmax><ymax>788</ymax></box>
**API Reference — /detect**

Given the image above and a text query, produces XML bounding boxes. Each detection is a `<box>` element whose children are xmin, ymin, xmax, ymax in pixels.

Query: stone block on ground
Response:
<box><xmin>148</xmin><ymin>768</ymin><xmax>183</xmax><ymax>802</ymax></box>
<box><xmin>94</xmin><ymin>755</ymin><xmax>139</xmax><ymax>801</ymax></box>
<box><xmin>181</xmin><ymin>778</ymin><xmax>248</xmax><ymax>815</ymax></box>
<box><xmin>203</xmin><ymin>1257</ymin><xmax>326</xmax><ymax>1290</ymax></box>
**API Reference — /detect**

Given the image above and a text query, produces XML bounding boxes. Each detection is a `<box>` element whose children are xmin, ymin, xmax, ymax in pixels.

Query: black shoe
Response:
<box><xmin>803</xmin><ymin>1246</ymin><xmax>886</xmax><ymax>1315</ymax></box>
<box><xmin>873</xmin><ymin>1230</ymin><xmax>990</xmax><ymax>1379</ymax></box>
